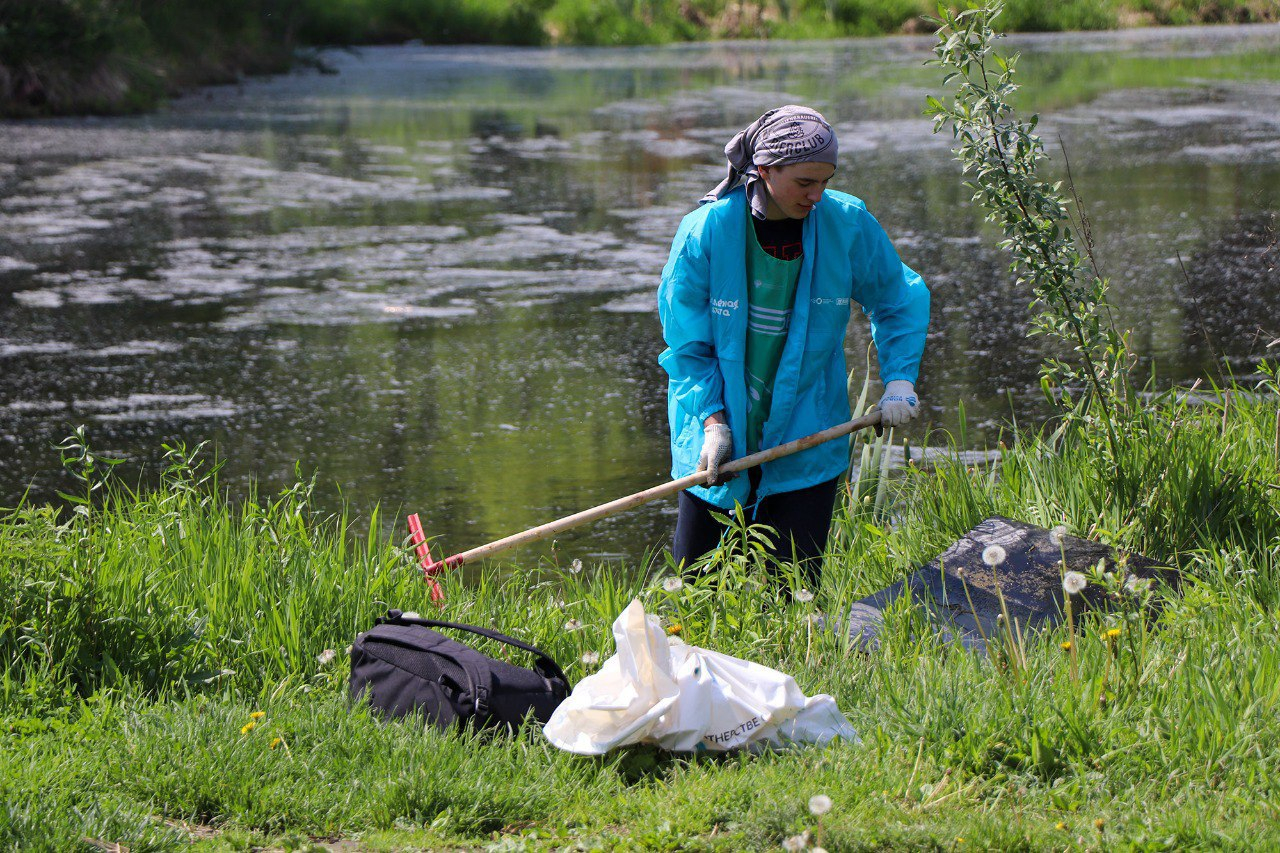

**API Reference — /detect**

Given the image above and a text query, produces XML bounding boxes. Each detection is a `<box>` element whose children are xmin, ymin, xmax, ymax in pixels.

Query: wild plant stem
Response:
<box><xmin>980</xmin><ymin>64</ymin><xmax>1124</xmax><ymax>471</ymax></box>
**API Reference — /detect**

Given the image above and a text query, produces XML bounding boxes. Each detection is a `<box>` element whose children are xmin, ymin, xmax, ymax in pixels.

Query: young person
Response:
<box><xmin>657</xmin><ymin>105</ymin><xmax>930</xmax><ymax>585</ymax></box>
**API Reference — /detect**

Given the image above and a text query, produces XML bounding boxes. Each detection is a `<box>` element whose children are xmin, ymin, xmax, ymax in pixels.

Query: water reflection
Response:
<box><xmin>0</xmin><ymin>25</ymin><xmax>1277</xmax><ymax>563</ymax></box>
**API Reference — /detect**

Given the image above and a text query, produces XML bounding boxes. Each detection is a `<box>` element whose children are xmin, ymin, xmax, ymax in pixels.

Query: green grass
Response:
<box><xmin>3</xmin><ymin>370</ymin><xmax>1280</xmax><ymax>849</ymax></box>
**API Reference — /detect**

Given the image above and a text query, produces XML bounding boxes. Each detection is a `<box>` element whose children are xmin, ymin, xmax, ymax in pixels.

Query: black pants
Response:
<box><xmin>672</xmin><ymin>468</ymin><xmax>840</xmax><ymax>589</ymax></box>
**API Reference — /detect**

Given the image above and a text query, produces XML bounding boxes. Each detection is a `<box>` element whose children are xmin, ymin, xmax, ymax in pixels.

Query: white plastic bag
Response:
<box><xmin>543</xmin><ymin>599</ymin><xmax>859</xmax><ymax>755</ymax></box>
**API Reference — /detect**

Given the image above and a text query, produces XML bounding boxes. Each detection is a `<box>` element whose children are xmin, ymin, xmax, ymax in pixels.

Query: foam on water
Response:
<box><xmin>0</xmin><ymin>342</ymin><xmax>76</xmax><ymax>358</ymax></box>
<box><xmin>0</xmin><ymin>257</ymin><xmax>37</xmax><ymax>273</ymax></box>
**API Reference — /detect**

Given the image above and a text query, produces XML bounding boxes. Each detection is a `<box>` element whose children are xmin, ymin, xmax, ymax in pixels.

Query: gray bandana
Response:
<box><xmin>700</xmin><ymin>105</ymin><xmax>838</xmax><ymax>219</ymax></box>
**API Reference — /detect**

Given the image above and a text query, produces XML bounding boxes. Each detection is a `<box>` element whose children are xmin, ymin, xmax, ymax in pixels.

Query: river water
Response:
<box><xmin>0</xmin><ymin>25</ymin><xmax>1277</xmax><ymax>565</ymax></box>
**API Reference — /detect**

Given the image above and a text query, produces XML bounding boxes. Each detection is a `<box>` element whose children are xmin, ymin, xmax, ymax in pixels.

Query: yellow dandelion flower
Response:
<box><xmin>667</xmin><ymin>623</ymin><xmax>683</xmax><ymax>636</ymax></box>
<box><xmin>240</xmin><ymin>720</ymin><xmax>256</xmax><ymax>735</ymax></box>
<box><xmin>1061</xmin><ymin>641</ymin><xmax>1073</xmax><ymax>651</ymax></box>
<box><xmin>1055</xmin><ymin>822</ymin><xmax>1066</xmax><ymax>831</ymax></box>
<box><xmin>270</xmin><ymin>737</ymin><xmax>283</xmax><ymax>749</ymax></box>
<box><xmin>250</xmin><ymin>710</ymin><xmax>265</xmax><ymax>719</ymax></box>
<box><xmin>1106</xmin><ymin>628</ymin><xmax>1121</xmax><ymax>640</ymax></box>
<box><xmin>1094</xmin><ymin>818</ymin><xmax>1105</xmax><ymax>831</ymax></box>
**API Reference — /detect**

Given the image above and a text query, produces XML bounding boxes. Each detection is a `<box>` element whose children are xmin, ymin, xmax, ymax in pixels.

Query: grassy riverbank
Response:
<box><xmin>4</xmin><ymin>0</ymin><xmax>1278</xmax><ymax>117</ymax></box>
<box><xmin>4</xmin><ymin>373</ymin><xmax>1279</xmax><ymax>849</ymax></box>
<box><xmin>0</xmin><ymin>0</ymin><xmax>299</xmax><ymax>117</ymax></box>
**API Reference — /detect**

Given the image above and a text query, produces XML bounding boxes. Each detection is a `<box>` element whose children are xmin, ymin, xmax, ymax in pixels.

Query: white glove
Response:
<box><xmin>878</xmin><ymin>380</ymin><xmax>920</xmax><ymax>428</ymax></box>
<box><xmin>696</xmin><ymin>423</ymin><xmax>734</xmax><ymax>485</ymax></box>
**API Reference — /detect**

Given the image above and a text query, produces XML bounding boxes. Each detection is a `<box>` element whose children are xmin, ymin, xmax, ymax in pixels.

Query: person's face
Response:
<box><xmin>758</xmin><ymin>161</ymin><xmax>837</xmax><ymax>220</ymax></box>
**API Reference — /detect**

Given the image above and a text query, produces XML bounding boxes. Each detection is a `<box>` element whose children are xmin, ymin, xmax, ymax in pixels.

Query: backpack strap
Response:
<box><xmin>389</xmin><ymin>613</ymin><xmax>570</xmax><ymax>687</ymax></box>
<box><xmin>450</xmin><ymin>646</ymin><xmax>492</xmax><ymax>720</ymax></box>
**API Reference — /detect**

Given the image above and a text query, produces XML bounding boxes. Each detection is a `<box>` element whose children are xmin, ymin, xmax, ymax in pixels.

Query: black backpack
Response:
<box><xmin>350</xmin><ymin>610</ymin><xmax>571</xmax><ymax>730</ymax></box>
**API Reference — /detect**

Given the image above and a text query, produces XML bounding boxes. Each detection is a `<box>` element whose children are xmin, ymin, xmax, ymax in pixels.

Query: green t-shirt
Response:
<box><xmin>744</xmin><ymin>217</ymin><xmax>801</xmax><ymax>454</ymax></box>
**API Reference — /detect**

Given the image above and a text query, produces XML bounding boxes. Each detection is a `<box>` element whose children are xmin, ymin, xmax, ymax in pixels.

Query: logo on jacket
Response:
<box><xmin>711</xmin><ymin>297</ymin><xmax>739</xmax><ymax>317</ymax></box>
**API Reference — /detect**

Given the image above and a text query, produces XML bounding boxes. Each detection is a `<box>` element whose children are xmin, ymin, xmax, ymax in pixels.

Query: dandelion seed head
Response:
<box><xmin>317</xmin><ymin>649</ymin><xmax>337</xmax><ymax>666</ymax></box>
<box><xmin>1063</xmin><ymin>571</ymin><xmax>1087</xmax><ymax>595</ymax></box>
<box><xmin>796</xmin><ymin>589</ymin><xmax>814</xmax><ymax>603</ymax></box>
<box><xmin>564</xmin><ymin>618</ymin><xmax>582</xmax><ymax>632</ymax></box>
<box><xmin>662</xmin><ymin>576</ymin><xmax>684</xmax><ymax>592</ymax></box>
<box><xmin>783</xmin><ymin>830</ymin><xmax>813</xmax><ymax>851</ymax></box>
<box><xmin>570</xmin><ymin>558</ymin><xmax>583</xmax><ymax>574</ymax></box>
<box><xmin>982</xmin><ymin>544</ymin><xmax>1007</xmax><ymax>567</ymax></box>
<box><xmin>581</xmin><ymin>651</ymin><xmax>600</xmax><ymax>665</ymax></box>
<box><xmin>1049</xmin><ymin>525</ymin><xmax>1069</xmax><ymax>546</ymax></box>
<box><xmin>809</xmin><ymin>794</ymin><xmax>833</xmax><ymax>816</ymax></box>
<box><xmin>1124</xmin><ymin>575</ymin><xmax>1151</xmax><ymax>595</ymax></box>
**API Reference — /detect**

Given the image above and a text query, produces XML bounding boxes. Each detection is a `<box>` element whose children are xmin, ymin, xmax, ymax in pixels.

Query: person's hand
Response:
<box><xmin>878</xmin><ymin>380</ymin><xmax>920</xmax><ymax>428</ymax></box>
<box><xmin>697</xmin><ymin>423</ymin><xmax>735</xmax><ymax>485</ymax></box>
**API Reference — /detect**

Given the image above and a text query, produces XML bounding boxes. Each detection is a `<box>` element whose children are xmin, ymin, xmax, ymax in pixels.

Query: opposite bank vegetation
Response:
<box><xmin>2</xmin><ymin>0</ymin><xmax>1279</xmax><ymax>117</ymax></box>
<box><xmin>4</xmin><ymin>2</ymin><xmax>1280</xmax><ymax>848</ymax></box>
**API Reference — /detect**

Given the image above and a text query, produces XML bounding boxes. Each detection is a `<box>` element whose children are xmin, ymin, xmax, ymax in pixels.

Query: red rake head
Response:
<box><xmin>406</xmin><ymin>513</ymin><xmax>449</xmax><ymax>604</ymax></box>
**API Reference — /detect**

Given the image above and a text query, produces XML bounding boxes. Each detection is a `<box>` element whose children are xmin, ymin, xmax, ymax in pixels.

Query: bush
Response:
<box><xmin>0</xmin><ymin>0</ymin><xmax>154</xmax><ymax>113</ymax></box>
<box><xmin>544</xmin><ymin>0</ymin><xmax>697</xmax><ymax>45</ymax></box>
<box><xmin>817</xmin><ymin>0</ymin><xmax>931</xmax><ymax>36</ymax></box>
<box><xmin>999</xmin><ymin>0</ymin><xmax>1117</xmax><ymax>31</ymax></box>
<box><xmin>297</xmin><ymin>0</ymin><xmax>554</xmax><ymax>46</ymax></box>
<box><xmin>1133</xmin><ymin>0</ymin><xmax>1279</xmax><ymax>24</ymax></box>
<box><xmin>0</xmin><ymin>0</ymin><xmax>129</xmax><ymax>72</ymax></box>
<box><xmin>0</xmin><ymin>0</ymin><xmax>299</xmax><ymax>115</ymax></box>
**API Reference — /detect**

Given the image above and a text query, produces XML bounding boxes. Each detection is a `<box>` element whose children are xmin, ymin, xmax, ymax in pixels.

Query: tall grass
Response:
<box><xmin>1</xmin><ymin>445</ymin><xmax>422</xmax><ymax>706</ymax></box>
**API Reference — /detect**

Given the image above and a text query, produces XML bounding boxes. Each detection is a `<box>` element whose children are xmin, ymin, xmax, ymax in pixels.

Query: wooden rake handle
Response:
<box><xmin>422</xmin><ymin>410</ymin><xmax>883</xmax><ymax>575</ymax></box>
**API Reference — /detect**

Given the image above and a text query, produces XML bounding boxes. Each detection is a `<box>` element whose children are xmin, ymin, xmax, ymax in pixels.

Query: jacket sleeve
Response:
<box><xmin>657</xmin><ymin>216</ymin><xmax>725</xmax><ymax>423</ymax></box>
<box><xmin>850</xmin><ymin>208</ymin><xmax>931</xmax><ymax>385</ymax></box>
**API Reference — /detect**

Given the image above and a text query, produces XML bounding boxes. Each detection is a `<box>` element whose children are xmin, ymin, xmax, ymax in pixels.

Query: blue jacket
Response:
<box><xmin>657</xmin><ymin>187</ymin><xmax>930</xmax><ymax>508</ymax></box>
